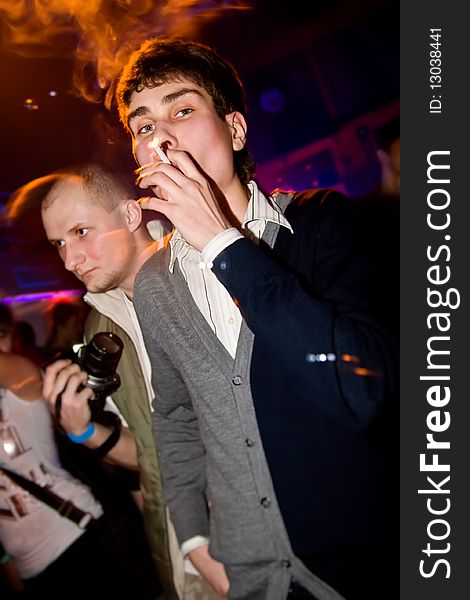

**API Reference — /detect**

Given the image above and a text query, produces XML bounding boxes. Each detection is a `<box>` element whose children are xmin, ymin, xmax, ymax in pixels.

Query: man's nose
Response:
<box><xmin>63</xmin><ymin>245</ymin><xmax>85</xmax><ymax>273</ymax></box>
<box><xmin>150</xmin><ymin>128</ymin><xmax>176</xmax><ymax>158</ymax></box>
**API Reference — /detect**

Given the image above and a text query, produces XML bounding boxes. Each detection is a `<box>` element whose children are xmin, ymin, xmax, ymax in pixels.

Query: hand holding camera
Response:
<box><xmin>42</xmin><ymin>359</ymin><xmax>93</xmax><ymax>436</ymax></box>
<box><xmin>42</xmin><ymin>332</ymin><xmax>123</xmax><ymax>441</ymax></box>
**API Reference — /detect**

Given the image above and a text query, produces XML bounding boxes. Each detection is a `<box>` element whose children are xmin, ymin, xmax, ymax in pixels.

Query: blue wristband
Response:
<box><xmin>66</xmin><ymin>422</ymin><xmax>95</xmax><ymax>444</ymax></box>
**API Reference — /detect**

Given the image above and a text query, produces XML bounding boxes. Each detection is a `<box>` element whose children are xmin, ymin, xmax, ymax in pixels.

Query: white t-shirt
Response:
<box><xmin>0</xmin><ymin>388</ymin><xmax>103</xmax><ymax>578</ymax></box>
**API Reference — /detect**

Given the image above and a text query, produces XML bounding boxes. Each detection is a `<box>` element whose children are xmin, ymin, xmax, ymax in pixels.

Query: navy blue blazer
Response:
<box><xmin>212</xmin><ymin>188</ymin><xmax>399</xmax><ymax>599</ymax></box>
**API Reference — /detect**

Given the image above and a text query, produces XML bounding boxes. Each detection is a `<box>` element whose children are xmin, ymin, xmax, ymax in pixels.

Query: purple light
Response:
<box><xmin>2</xmin><ymin>290</ymin><xmax>83</xmax><ymax>304</ymax></box>
<box><xmin>259</xmin><ymin>88</ymin><xmax>285</xmax><ymax>113</ymax></box>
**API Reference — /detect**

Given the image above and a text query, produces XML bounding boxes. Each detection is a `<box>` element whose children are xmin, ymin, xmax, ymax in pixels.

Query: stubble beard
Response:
<box><xmin>83</xmin><ymin>270</ymin><xmax>123</xmax><ymax>294</ymax></box>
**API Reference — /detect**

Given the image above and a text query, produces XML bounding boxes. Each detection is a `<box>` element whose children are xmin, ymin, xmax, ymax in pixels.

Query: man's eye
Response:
<box><xmin>176</xmin><ymin>107</ymin><xmax>193</xmax><ymax>117</ymax></box>
<box><xmin>77</xmin><ymin>228</ymin><xmax>89</xmax><ymax>237</ymax></box>
<box><xmin>137</xmin><ymin>123</ymin><xmax>155</xmax><ymax>135</ymax></box>
<box><xmin>52</xmin><ymin>240</ymin><xmax>65</xmax><ymax>248</ymax></box>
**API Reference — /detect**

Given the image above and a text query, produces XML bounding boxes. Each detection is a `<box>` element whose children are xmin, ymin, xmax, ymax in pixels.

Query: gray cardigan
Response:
<box><xmin>133</xmin><ymin>193</ymin><xmax>345</xmax><ymax>600</ymax></box>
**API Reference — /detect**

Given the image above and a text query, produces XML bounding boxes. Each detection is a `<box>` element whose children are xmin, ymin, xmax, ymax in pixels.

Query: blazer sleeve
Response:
<box><xmin>211</xmin><ymin>190</ymin><xmax>398</xmax><ymax>429</ymax></box>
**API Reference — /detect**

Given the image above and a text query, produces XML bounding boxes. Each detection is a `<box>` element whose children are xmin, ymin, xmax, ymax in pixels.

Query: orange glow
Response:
<box><xmin>11</xmin><ymin>374</ymin><xmax>43</xmax><ymax>393</ymax></box>
<box><xmin>352</xmin><ymin>367</ymin><xmax>382</xmax><ymax>377</ymax></box>
<box><xmin>50</xmin><ymin>293</ymin><xmax>75</xmax><ymax>306</ymax></box>
<box><xmin>341</xmin><ymin>354</ymin><xmax>360</xmax><ymax>363</ymax></box>
<box><xmin>6</xmin><ymin>173</ymin><xmax>59</xmax><ymax>222</ymax></box>
<box><xmin>0</xmin><ymin>1</ymin><xmax>251</xmax><ymax>103</ymax></box>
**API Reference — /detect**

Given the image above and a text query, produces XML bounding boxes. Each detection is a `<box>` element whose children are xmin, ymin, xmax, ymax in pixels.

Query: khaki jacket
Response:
<box><xmin>84</xmin><ymin>290</ymin><xmax>185</xmax><ymax>600</ymax></box>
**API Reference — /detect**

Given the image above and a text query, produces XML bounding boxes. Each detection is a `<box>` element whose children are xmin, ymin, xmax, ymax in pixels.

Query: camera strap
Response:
<box><xmin>54</xmin><ymin>391</ymin><xmax>63</xmax><ymax>426</ymax></box>
<box><xmin>93</xmin><ymin>423</ymin><xmax>121</xmax><ymax>458</ymax></box>
<box><xmin>0</xmin><ymin>465</ymin><xmax>97</xmax><ymax>530</ymax></box>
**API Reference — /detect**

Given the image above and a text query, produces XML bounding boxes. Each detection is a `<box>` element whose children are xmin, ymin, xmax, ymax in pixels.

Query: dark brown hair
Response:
<box><xmin>115</xmin><ymin>38</ymin><xmax>255</xmax><ymax>184</ymax></box>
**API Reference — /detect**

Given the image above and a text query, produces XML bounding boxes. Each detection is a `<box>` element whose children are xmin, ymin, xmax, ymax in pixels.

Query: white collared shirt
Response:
<box><xmin>170</xmin><ymin>180</ymin><xmax>292</xmax><ymax>558</ymax></box>
<box><xmin>169</xmin><ymin>180</ymin><xmax>293</xmax><ymax>358</ymax></box>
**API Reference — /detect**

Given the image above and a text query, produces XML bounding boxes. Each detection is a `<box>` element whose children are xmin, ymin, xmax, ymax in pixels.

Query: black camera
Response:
<box><xmin>52</xmin><ymin>332</ymin><xmax>125</xmax><ymax>456</ymax></box>
<box><xmin>74</xmin><ymin>331</ymin><xmax>124</xmax><ymax>400</ymax></box>
<box><xmin>54</xmin><ymin>331</ymin><xmax>124</xmax><ymax>405</ymax></box>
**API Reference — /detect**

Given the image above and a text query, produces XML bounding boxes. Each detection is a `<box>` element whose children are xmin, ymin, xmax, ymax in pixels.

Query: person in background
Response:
<box><xmin>375</xmin><ymin>115</ymin><xmax>400</xmax><ymax>198</ymax></box>
<box><xmin>42</xmin><ymin>301</ymin><xmax>89</xmax><ymax>362</ymax></box>
<box><xmin>8</xmin><ymin>165</ymin><xmax>223</xmax><ymax>600</ymax></box>
<box><xmin>11</xmin><ymin>320</ymin><xmax>44</xmax><ymax>367</ymax></box>
<box><xmin>355</xmin><ymin>114</ymin><xmax>400</xmax><ymax>337</ymax></box>
<box><xmin>0</xmin><ymin>302</ymin><xmax>161</xmax><ymax>599</ymax></box>
<box><xmin>108</xmin><ymin>37</ymin><xmax>399</xmax><ymax>600</ymax></box>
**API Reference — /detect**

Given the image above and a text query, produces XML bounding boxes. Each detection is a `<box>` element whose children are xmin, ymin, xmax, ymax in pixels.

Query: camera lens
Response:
<box><xmin>81</xmin><ymin>332</ymin><xmax>123</xmax><ymax>379</ymax></box>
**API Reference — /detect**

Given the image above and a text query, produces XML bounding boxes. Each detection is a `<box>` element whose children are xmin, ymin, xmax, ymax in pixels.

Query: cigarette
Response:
<box><xmin>150</xmin><ymin>140</ymin><xmax>171</xmax><ymax>164</ymax></box>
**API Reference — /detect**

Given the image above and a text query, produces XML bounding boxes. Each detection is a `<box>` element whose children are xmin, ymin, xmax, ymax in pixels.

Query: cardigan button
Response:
<box><xmin>260</xmin><ymin>497</ymin><xmax>271</xmax><ymax>508</ymax></box>
<box><xmin>232</xmin><ymin>375</ymin><xmax>243</xmax><ymax>386</ymax></box>
<box><xmin>281</xmin><ymin>559</ymin><xmax>291</xmax><ymax>569</ymax></box>
<box><xmin>245</xmin><ymin>438</ymin><xmax>256</xmax><ymax>447</ymax></box>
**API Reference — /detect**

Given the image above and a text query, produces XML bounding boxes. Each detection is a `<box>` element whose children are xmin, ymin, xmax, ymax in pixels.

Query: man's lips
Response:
<box><xmin>77</xmin><ymin>268</ymin><xmax>96</xmax><ymax>280</ymax></box>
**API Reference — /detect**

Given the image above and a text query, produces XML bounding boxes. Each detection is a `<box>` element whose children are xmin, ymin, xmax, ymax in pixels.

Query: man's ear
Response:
<box><xmin>226</xmin><ymin>111</ymin><xmax>247</xmax><ymax>151</ymax></box>
<box><xmin>123</xmin><ymin>199</ymin><xmax>143</xmax><ymax>232</ymax></box>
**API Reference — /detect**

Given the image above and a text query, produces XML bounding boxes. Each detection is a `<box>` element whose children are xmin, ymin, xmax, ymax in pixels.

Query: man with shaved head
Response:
<box><xmin>8</xmin><ymin>163</ymin><xmax>225</xmax><ymax>600</ymax></box>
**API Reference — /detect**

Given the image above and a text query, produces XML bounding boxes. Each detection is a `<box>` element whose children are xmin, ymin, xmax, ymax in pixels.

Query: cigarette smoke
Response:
<box><xmin>0</xmin><ymin>0</ymin><xmax>249</xmax><ymax>106</ymax></box>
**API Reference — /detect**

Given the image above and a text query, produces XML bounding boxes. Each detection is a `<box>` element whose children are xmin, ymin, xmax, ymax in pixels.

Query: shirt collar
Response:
<box><xmin>168</xmin><ymin>229</ymin><xmax>184</xmax><ymax>273</ymax></box>
<box><xmin>242</xmin><ymin>180</ymin><xmax>293</xmax><ymax>232</ymax></box>
<box><xmin>169</xmin><ymin>180</ymin><xmax>293</xmax><ymax>272</ymax></box>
